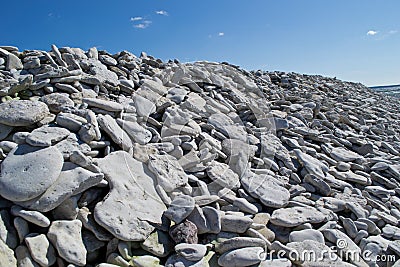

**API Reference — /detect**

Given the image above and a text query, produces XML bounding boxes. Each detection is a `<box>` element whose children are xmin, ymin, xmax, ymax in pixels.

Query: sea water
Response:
<box><xmin>370</xmin><ymin>85</ymin><xmax>400</xmax><ymax>97</ymax></box>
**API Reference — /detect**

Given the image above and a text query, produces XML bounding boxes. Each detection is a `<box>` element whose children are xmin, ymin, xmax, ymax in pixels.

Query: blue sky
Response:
<box><xmin>2</xmin><ymin>0</ymin><xmax>399</xmax><ymax>86</ymax></box>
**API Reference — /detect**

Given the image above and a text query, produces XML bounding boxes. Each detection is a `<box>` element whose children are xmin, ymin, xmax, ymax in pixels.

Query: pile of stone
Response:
<box><xmin>0</xmin><ymin>45</ymin><xmax>399</xmax><ymax>267</ymax></box>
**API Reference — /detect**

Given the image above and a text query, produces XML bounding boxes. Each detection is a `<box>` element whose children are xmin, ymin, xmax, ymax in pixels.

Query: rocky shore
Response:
<box><xmin>0</xmin><ymin>45</ymin><xmax>399</xmax><ymax>267</ymax></box>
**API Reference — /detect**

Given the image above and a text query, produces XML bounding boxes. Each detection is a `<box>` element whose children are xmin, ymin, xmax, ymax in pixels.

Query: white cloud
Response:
<box><xmin>130</xmin><ymin>16</ymin><xmax>143</xmax><ymax>21</ymax></box>
<box><xmin>134</xmin><ymin>20</ymin><xmax>152</xmax><ymax>29</ymax></box>
<box><xmin>156</xmin><ymin>10</ymin><xmax>168</xmax><ymax>16</ymax></box>
<box><xmin>218</xmin><ymin>32</ymin><xmax>225</xmax><ymax>36</ymax></box>
<box><xmin>367</xmin><ymin>30</ymin><xmax>378</xmax><ymax>36</ymax></box>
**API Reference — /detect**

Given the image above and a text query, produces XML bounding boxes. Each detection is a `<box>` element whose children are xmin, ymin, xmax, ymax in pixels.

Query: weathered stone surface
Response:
<box><xmin>0</xmin><ymin>100</ymin><xmax>49</xmax><ymax>126</ymax></box>
<box><xmin>97</xmin><ymin>114</ymin><xmax>133</xmax><ymax>153</ymax></box>
<box><xmin>206</xmin><ymin>161</ymin><xmax>240</xmax><ymax>190</ymax></box>
<box><xmin>94</xmin><ymin>151</ymin><xmax>166</xmax><ymax>241</ymax></box>
<box><xmin>221</xmin><ymin>214</ymin><xmax>253</xmax><ymax>233</ymax></box>
<box><xmin>17</xmin><ymin>162</ymin><xmax>103</xmax><ymax>212</ymax></box>
<box><xmin>26</xmin><ymin>125</ymin><xmax>70</xmax><ymax>147</ymax></box>
<box><xmin>47</xmin><ymin>220</ymin><xmax>87</xmax><ymax>266</ymax></box>
<box><xmin>0</xmin><ymin>144</ymin><xmax>64</xmax><ymax>202</ymax></box>
<box><xmin>241</xmin><ymin>172</ymin><xmax>290</xmax><ymax>208</ymax></box>
<box><xmin>0</xmin><ymin>238</ymin><xmax>17</xmax><ymax>267</ymax></box>
<box><xmin>40</xmin><ymin>93</ymin><xmax>74</xmax><ymax>113</ymax></box>
<box><xmin>270</xmin><ymin>206</ymin><xmax>326</xmax><ymax>227</ymax></box>
<box><xmin>25</xmin><ymin>234</ymin><xmax>57</xmax><ymax>267</ymax></box>
<box><xmin>148</xmin><ymin>154</ymin><xmax>188</xmax><ymax>192</ymax></box>
<box><xmin>117</xmin><ymin>119</ymin><xmax>152</xmax><ymax>145</ymax></box>
<box><xmin>83</xmin><ymin>98</ymin><xmax>124</xmax><ymax>112</ymax></box>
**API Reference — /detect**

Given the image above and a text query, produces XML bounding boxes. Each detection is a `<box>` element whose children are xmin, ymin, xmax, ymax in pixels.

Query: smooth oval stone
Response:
<box><xmin>0</xmin><ymin>100</ymin><xmax>49</xmax><ymax>126</ymax></box>
<box><xmin>221</xmin><ymin>214</ymin><xmax>253</xmax><ymax>233</ymax></box>
<box><xmin>288</xmin><ymin>229</ymin><xmax>325</xmax><ymax>243</ymax></box>
<box><xmin>0</xmin><ymin>144</ymin><xmax>64</xmax><ymax>202</ymax></box>
<box><xmin>175</xmin><ymin>243</ymin><xmax>208</xmax><ymax>261</ymax></box>
<box><xmin>218</xmin><ymin>247</ymin><xmax>264</xmax><ymax>267</ymax></box>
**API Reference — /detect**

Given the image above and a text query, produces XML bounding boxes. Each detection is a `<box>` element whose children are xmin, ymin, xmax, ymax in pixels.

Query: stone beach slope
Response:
<box><xmin>0</xmin><ymin>45</ymin><xmax>399</xmax><ymax>267</ymax></box>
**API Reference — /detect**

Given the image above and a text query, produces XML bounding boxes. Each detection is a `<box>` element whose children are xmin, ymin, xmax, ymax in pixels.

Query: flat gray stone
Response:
<box><xmin>175</xmin><ymin>243</ymin><xmax>207</xmax><ymax>262</ymax></box>
<box><xmin>328</xmin><ymin>146</ymin><xmax>362</xmax><ymax>162</ymax></box>
<box><xmin>40</xmin><ymin>93</ymin><xmax>74</xmax><ymax>113</ymax></box>
<box><xmin>148</xmin><ymin>154</ymin><xmax>188</xmax><ymax>192</ymax></box>
<box><xmin>117</xmin><ymin>119</ymin><xmax>152</xmax><ymax>145</ymax></box>
<box><xmin>206</xmin><ymin>161</ymin><xmax>240</xmax><ymax>190</ymax></box>
<box><xmin>56</xmin><ymin>112</ymin><xmax>86</xmax><ymax>132</ymax></box>
<box><xmin>80</xmin><ymin>58</ymin><xmax>119</xmax><ymax>86</ymax></box>
<box><xmin>94</xmin><ymin>151</ymin><xmax>167</xmax><ymax>241</ymax></box>
<box><xmin>26</xmin><ymin>125</ymin><xmax>70</xmax><ymax>147</ymax></box>
<box><xmin>54</xmin><ymin>133</ymin><xmax>91</xmax><ymax>160</ymax></box>
<box><xmin>133</xmin><ymin>94</ymin><xmax>156</xmax><ymax>118</ymax></box>
<box><xmin>83</xmin><ymin>98</ymin><xmax>124</xmax><ymax>112</ymax></box>
<box><xmin>0</xmin><ymin>100</ymin><xmax>49</xmax><ymax>126</ymax></box>
<box><xmin>294</xmin><ymin>149</ymin><xmax>328</xmax><ymax>178</ymax></box>
<box><xmin>6</xmin><ymin>53</ymin><xmax>23</xmax><ymax>70</ymax></box>
<box><xmin>288</xmin><ymin>229</ymin><xmax>325</xmax><ymax>243</ymax></box>
<box><xmin>25</xmin><ymin>234</ymin><xmax>57</xmax><ymax>267</ymax></box>
<box><xmin>218</xmin><ymin>247</ymin><xmax>263</xmax><ymax>267</ymax></box>
<box><xmin>47</xmin><ymin>220</ymin><xmax>86</xmax><ymax>266</ymax></box>
<box><xmin>164</xmin><ymin>195</ymin><xmax>195</xmax><ymax>224</ymax></box>
<box><xmin>0</xmin><ymin>144</ymin><xmax>64</xmax><ymax>202</ymax></box>
<box><xmin>270</xmin><ymin>206</ymin><xmax>326</xmax><ymax>227</ymax></box>
<box><xmin>16</xmin><ymin>162</ymin><xmax>103</xmax><ymax>212</ymax></box>
<box><xmin>208</xmin><ymin>113</ymin><xmax>247</xmax><ymax>142</ymax></box>
<box><xmin>241</xmin><ymin>172</ymin><xmax>290</xmax><ymax>208</ymax></box>
<box><xmin>97</xmin><ymin>114</ymin><xmax>133</xmax><ymax>153</ymax></box>
<box><xmin>221</xmin><ymin>214</ymin><xmax>253</xmax><ymax>233</ymax></box>
<box><xmin>11</xmin><ymin>206</ymin><xmax>50</xmax><ymax>227</ymax></box>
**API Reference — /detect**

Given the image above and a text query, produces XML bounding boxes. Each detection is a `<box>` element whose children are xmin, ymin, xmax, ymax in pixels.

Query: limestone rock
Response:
<box><xmin>270</xmin><ymin>206</ymin><xmax>326</xmax><ymax>227</ymax></box>
<box><xmin>0</xmin><ymin>100</ymin><xmax>49</xmax><ymax>126</ymax></box>
<box><xmin>0</xmin><ymin>144</ymin><xmax>64</xmax><ymax>202</ymax></box>
<box><xmin>47</xmin><ymin>220</ymin><xmax>87</xmax><ymax>266</ymax></box>
<box><xmin>17</xmin><ymin>162</ymin><xmax>103</xmax><ymax>212</ymax></box>
<box><xmin>94</xmin><ymin>151</ymin><xmax>166</xmax><ymax>241</ymax></box>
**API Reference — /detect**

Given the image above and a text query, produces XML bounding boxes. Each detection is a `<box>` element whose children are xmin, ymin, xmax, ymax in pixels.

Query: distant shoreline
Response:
<box><xmin>369</xmin><ymin>84</ymin><xmax>400</xmax><ymax>89</ymax></box>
